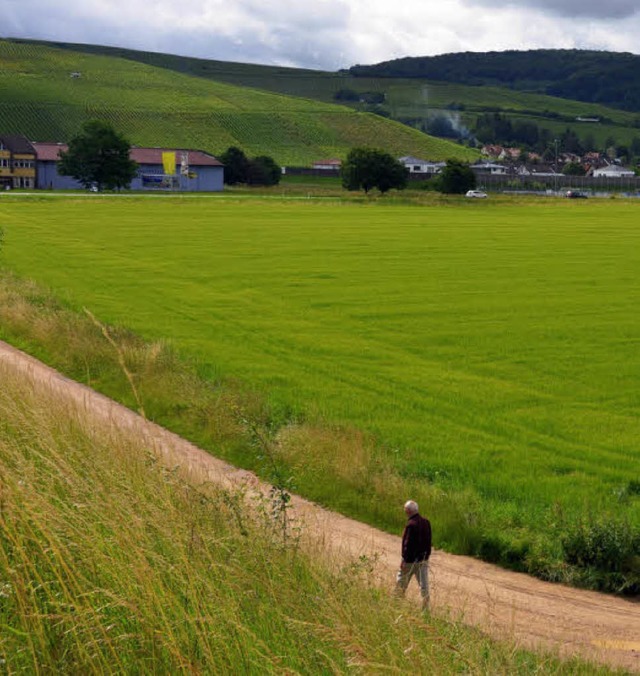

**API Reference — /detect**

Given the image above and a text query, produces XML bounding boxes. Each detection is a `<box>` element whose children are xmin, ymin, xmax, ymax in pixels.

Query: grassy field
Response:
<box><xmin>23</xmin><ymin>39</ymin><xmax>640</xmax><ymax>148</ymax></box>
<box><xmin>1</xmin><ymin>193</ymin><xmax>639</xmax><ymax>590</ymax></box>
<box><xmin>0</xmin><ymin>40</ymin><xmax>476</xmax><ymax>166</ymax></box>
<box><xmin>1</xmin><ymin>366</ymin><xmax>614</xmax><ymax>673</ymax></box>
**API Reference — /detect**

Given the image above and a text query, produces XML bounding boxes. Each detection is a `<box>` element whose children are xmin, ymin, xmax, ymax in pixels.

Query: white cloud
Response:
<box><xmin>0</xmin><ymin>0</ymin><xmax>639</xmax><ymax>70</ymax></box>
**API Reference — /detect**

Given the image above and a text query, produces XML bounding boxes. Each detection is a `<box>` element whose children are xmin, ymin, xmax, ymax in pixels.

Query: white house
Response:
<box><xmin>517</xmin><ymin>164</ymin><xmax>563</xmax><ymax>178</ymax></box>
<box><xmin>312</xmin><ymin>159</ymin><xmax>342</xmax><ymax>171</ymax></box>
<box><xmin>470</xmin><ymin>161</ymin><xmax>508</xmax><ymax>175</ymax></box>
<box><xmin>591</xmin><ymin>164</ymin><xmax>635</xmax><ymax>178</ymax></box>
<box><xmin>398</xmin><ymin>156</ymin><xmax>445</xmax><ymax>174</ymax></box>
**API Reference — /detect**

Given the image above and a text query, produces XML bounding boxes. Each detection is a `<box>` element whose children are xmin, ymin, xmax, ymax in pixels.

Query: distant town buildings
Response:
<box><xmin>2</xmin><ymin>131</ymin><xmax>638</xmax><ymax>192</ymax></box>
<box><xmin>390</xmin><ymin>144</ymin><xmax>639</xmax><ymax>189</ymax></box>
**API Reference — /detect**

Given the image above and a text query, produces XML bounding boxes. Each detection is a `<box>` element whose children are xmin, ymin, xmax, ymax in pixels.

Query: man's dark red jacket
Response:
<box><xmin>402</xmin><ymin>513</ymin><xmax>432</xmax><ymax>563</ymax></box>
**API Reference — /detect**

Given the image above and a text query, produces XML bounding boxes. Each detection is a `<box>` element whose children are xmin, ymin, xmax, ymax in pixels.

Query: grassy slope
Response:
<box><xmin>0</xmin><ymin>40</ymin><xmax>476</xmax><ymax>165</ymax></box>
<box><xmin>1</xmin><ymin>195</ymin><xmax>638</xmax><ymax>591</ymax></box>
<box><xmin>21</xmin><ymin>39</ymin><xmax>640</xmax><ymax>147</ymax></box>
<box><xmin>0</xmin><ymin>368</ymin><xmax>610</xmax><ymax>674</ymax></box>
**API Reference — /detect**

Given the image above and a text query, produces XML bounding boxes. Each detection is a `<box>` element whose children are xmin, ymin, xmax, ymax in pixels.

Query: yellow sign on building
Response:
<box><xmin>162</xmin><ymin>151</ymin><xmax>176</xmax><ymax>176</ymax></box>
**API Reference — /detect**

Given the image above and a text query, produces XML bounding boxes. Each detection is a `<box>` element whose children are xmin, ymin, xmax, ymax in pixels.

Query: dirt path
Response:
<box><xmin>1</xmin><ymin>339</ymin><xmax>638</xmax><ymax>672</ymax></box>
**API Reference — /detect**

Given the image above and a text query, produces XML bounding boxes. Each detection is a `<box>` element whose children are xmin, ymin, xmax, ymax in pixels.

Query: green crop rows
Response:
<box><xmin>29</xmin><ymin>38</ymin><xmax>640</xmax><ymax>150</ymax></box>
<box><xmin>0</xmin><ymin>40</ymin><xmax>476</xmax><ymax>165</ymax></box>
<box><xmin>1</xmin><ymin>196</ymin><xmax>638</xmax><ymax>584</ymax></box>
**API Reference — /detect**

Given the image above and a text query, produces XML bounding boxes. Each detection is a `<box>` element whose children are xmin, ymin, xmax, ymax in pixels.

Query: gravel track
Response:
<box><xmin>1</xmin><ymin>339</ymin><xmax>638</xmax><ymax>671</ymax></box>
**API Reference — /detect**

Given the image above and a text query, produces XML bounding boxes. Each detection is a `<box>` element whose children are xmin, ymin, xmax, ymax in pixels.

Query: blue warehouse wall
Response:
<box><xmin>133</xmin><ymin>164</ymin><xmax>224</xmax><ymax>191</ymax></box>
<box><xmin>37</xmin><ymin>162</ymin><xmax>83</xmax><ymax>190</ymax></box>
<box><xmin>37</xmin><ymin>162</ymin><xmax>224</xmax><ymax>192</ymax></box>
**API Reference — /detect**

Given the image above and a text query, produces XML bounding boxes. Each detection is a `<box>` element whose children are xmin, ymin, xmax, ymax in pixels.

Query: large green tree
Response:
<box><xmin>58</xmin><ymin>120</ymin><xmax>138</xmax><ymax>191</ymax></box>
<box><xmin>341</xmin><ymin>148</ymin><xmax>408</xmax><ymax>194</ymax></box>
<box><xmin>248</xmin><ymin>155</ymin><xmax>281</xmax><ymax>186</ymax></box>
<box><xmin>220</xmin><ymin>146</ymin><xmax>250</xmax><ymax>185</ymax></box>
<box><xmin>220</xmin><ymin>147</ymin><xmax>280</xmax><ymax>186</ymax></box>
<box><xmin>436</xmin><ymin>159</ymin><xmax>476</xmax><ymax>194</ymax></box>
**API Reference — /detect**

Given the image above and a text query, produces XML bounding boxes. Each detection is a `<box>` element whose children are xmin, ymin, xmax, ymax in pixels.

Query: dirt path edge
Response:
<box><xmin>1</xmin><ymin>339</ymin><xmax>638</xmax><ymax>671</ymax></box>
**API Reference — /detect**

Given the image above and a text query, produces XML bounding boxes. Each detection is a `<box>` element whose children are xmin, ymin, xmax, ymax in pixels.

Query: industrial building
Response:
<box><xmin>0</xmin><ymin>135</ymin><xmax>224</xmax><ymax>191</ymax></box>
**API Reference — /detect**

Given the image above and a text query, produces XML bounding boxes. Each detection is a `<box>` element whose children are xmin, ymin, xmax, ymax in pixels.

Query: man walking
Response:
<box><xmin>395</xmin><ymin>500</ymin><xmax>432</xmax><ymax>610</ymax></box>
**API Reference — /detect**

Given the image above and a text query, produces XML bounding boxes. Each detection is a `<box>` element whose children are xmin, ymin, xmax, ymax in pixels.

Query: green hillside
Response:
<box><xmin>0</xmin><ymin>40</ymin><xmax>476</xmax><ymax>166</ymax></box>
<box><xmin>22</xmin><ymin>39</ymin><xmax>640</xmax><ymax>150</ymax></box>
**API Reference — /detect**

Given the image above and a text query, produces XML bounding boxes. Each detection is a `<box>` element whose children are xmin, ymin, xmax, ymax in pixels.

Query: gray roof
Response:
<box><xmin>0</xmin><ymin>134</ymin><xmax>35</xmax><ymax>154</ymax></box>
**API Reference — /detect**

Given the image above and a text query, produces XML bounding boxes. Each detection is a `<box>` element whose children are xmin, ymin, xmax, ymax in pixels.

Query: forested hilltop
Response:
<box><xmin>349</xmin><ymin>50</ymin><xmax>640</xmax><ymax>112</ymax></box>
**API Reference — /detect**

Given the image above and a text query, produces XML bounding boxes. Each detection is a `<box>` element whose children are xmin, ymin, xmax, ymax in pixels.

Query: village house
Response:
<box><xmin>589</xmin><ymin>163</ymin><xmax>636</xmax><ymax>178</ymax></box>
<box><xmin>470</xmin><ymin>160</ymin><xmax>508</xmax><ymax>175</ymax></box>
<box><xmin>559</xmin><ymin>152</ymin><xmax>582</xmax><ymax>165</ymax></box>
<box><xmin>0</xmin><ymin>134</ymin><xmax>37</xmax><ymax>189</ymax></box>
<box><xmin>398</xmin><ymin>156</ymin><xmax>445</xmax><ymax>174</ymax></box>
<box><xmin>311</xmin><ymin>159</ymin><xmax>342</xmax><ymax>171</ymax></box>
<box><xmin>481</xmin><ymin>144</ymin><xmax>505</xmax><ymax>158</ymax></box>
<box><xmin>516</xmin><ymin>163</ymin><xmax>563</xmax><ymax>178</ymax></box>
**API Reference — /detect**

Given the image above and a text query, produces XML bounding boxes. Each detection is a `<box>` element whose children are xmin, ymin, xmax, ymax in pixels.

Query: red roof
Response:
<box><xmin>31</xmin><ymin>142</ymin><xmax>66</xmax><ymax>161</ymax></box>
<box><xmin>31</xmin><ymin>142</ymin><xmax>222</xmax><ymax>167</ymax></box>
<box><xmin>130</xmin><ymin>147</ymin><xmax>222</xmax><ymax>167</ymax></box>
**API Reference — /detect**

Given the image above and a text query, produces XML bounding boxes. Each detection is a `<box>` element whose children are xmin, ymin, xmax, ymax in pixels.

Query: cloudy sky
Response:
<box><xmin>1</xmin><ymin>0</ymin><xmax>639</xmax><ymax>70</ymax></box>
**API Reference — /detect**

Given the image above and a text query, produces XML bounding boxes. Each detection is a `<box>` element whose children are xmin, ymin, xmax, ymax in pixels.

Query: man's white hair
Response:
<box><xmin>404</xmin><ymin>500</ymin><xmax>419</xmax><ymax>515</ymax></box>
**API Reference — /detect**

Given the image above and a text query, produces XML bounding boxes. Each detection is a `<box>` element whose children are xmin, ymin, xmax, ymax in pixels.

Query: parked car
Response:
<box><xmin>465</xmin><ymin>189</ymin><xmax>488</xmax><ymax>198</ymax></box>
<box><xmin>566</xmin><ymin>190</ymin><xmax>588</xmax><ymax>199</ymax></box>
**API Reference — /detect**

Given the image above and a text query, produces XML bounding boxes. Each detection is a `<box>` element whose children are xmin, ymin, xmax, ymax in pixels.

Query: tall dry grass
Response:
<box><xmin>0</xmin><ymin>364</ymin><xmax>610</xmax><ymax>674</ymax></box>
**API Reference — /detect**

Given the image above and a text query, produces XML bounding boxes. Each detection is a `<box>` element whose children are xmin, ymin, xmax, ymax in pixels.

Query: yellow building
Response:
<box><xmin>0</xmin><ymin>135</ymin><xmax>36</xmax><ymax>189</ymax></box>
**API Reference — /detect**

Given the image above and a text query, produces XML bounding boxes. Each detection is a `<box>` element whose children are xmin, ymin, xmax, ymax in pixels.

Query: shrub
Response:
<box><xmin>561</xmin><ymin>519</ymin><xmax>640</xmax><ymax>594</ymax></box>
<box><xmin>248</xmin><ymin>155</ymin><xmax>281</xmax><ymax>186</ymax></box>
<box><xmin>435</xmin><ymin>159</ymin><xmax>476</xmax><ymax>194</ymax></box>
<box><xmin>475</xmin><ymin>533</ymin><xmax>531</xmax><ymax>571</ymax></box>
<box><xmin>341</xmin><ymin>147</ymin><xmax>408</xmax><ymax>194</ymax></box>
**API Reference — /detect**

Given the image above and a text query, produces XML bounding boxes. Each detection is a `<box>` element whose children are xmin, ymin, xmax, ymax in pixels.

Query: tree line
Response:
<box><xmin>55</xmin><ymin>121</ymin><xmax>476</xmax><ymax>196</ymax></box>
<box><xmin>349</xmin><ymin>49</ymin><xmax>640</xmax><ymax>112</ymax></box>
<box><xmin>341</xmin><ymin>148</ymin><xmax>475</xmax><ymax>195</ymax></box>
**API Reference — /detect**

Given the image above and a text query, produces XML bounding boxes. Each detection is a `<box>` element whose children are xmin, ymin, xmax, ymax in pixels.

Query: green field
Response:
<box><xmin>1</xmin><ymin>194</ymin><xmax>639</xmax><ymax>589</ymax></box>
<box><xmin>0</xmin><ymin>40</ymin><xmax>476</xmax><ymax>166</ymax></box>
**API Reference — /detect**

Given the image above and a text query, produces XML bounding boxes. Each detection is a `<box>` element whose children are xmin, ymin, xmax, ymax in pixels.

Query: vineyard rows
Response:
<box><xmin>0</xmin><ymin>40</ymin><xmax>475</xmax><ymax>165</ymax></box>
